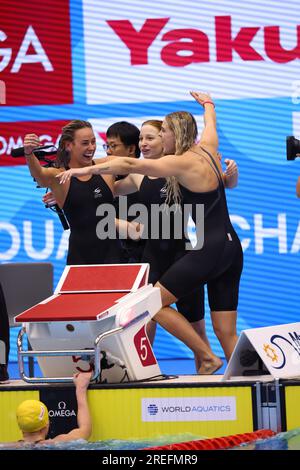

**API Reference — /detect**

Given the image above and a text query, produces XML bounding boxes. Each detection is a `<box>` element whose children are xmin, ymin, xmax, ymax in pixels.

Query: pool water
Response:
<box><xmin>0</xmin><ymin>433</ymin><xmax>202</xmax><ymax>450</ymax></box>
<box><xmin>1</xmin><ymin>428</ymin><xmax>300</xmax><ymax>450</ymax></box>
<box><xmin>231</xmin><ymin>427</ymin><xmax>300</xmax><ymax>450</ymax></box>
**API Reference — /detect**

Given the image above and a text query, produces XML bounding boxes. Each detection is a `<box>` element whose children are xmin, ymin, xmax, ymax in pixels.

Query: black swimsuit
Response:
<box><xmin>114</xmin><ymin>188</ymin><xmax>146</xmax><ymax>263</ymax></box>
<box><xmin>139</xmin><ymin>176</ymin><xmax>204</xmax><ymax>322</ymax></box>
<box><xmin>63</xmin><ymin>175</ymin><xmax>120</xmax><ymax>265</ymax></box>
<box><xmin>159</xmin><ymin>148</ymin><xmax>243</xmax><ymax>311</ymax></box>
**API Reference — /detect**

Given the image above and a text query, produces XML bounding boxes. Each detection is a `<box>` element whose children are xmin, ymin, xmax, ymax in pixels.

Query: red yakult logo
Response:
<box><xmin>0</xmin><ymin>0</ymin><xmax>73</xmax><ymax>106</ymax></box>
<box><xmin>107</xmin><ymin>16</ymin><xmax>300</xmax><ymax>66</ymax></box>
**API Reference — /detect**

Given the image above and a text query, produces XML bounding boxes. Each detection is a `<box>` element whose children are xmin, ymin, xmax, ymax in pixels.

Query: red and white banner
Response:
<box><xmin>0</xmin><ymin>0</ymin><xmax>73</xmax><ymax>106</ymax></box>
<box><xmin>0</xmin><ymin>120</ymin><xmax>69</xmax><ymax>166</ymax></box>
<box><xmin>82</xmin><ymin>0</ymin><xmax>300</xmax><ymax>104</ymax></box>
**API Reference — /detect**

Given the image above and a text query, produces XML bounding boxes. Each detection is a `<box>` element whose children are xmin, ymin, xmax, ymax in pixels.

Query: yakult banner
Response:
<box><xmin>83</xmin><ymin>0</ymin><xmax>300</xmax><ymax>104</ymax></box>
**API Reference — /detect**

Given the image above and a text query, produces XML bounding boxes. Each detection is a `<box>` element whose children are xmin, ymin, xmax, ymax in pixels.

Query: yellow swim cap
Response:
<box><xmin>16</xmin><ymin>400</ymin><xmax>49</xmax><ymax>433</ymax></box>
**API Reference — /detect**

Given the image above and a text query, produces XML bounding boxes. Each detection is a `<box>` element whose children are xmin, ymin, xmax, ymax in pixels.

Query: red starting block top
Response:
<box><xmin>56</xmin><ymin>264</ymin><xmax>149</xmax><ymax>293</ymax></box>
<box><xmin>15</xmin><ymin>263</ymin><xmax>150</xmax><ymax>323</ymax></box>
<box><xmin>15</xmin><ymin>292</ymin><xmax>126</xmax><ymax>322</ymax></box>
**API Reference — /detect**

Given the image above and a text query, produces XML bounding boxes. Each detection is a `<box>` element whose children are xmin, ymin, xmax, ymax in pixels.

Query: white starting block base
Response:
<box><xmin>15</xmin><ymin>264</ymin><xmax>162</xmax><ymax>383</ymax></box>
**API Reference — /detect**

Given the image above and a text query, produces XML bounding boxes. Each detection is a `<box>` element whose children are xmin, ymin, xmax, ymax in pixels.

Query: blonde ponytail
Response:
<box><xmin>164</xmin><ymin>111</ymin><xmax>198</xmax><ymax>205</ymax></box>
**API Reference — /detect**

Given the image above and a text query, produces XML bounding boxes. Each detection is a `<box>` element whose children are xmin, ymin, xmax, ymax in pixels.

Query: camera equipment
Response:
<box><xmin>286</xmin><ymin>136</ymin><xmax>300</xmax><ymax>160</ymax></box>
<box><xmin>45</xmin><ymin>199</ymin><xmax>70</xmax><ymax>231</ymax></box>
<box><xmin>40</xmin><ymin>157</ymin><xmax>69</xmax><ymax>231</ymax></box>
<box><xmin>11</xmin><ymin>144</ymin><xmax>57</xmax><ymax>159</ymax></box>
<box><xmin>10</xmin><ymin>146</ymin><xmax>69</xmax><ymax>231</ymax></box>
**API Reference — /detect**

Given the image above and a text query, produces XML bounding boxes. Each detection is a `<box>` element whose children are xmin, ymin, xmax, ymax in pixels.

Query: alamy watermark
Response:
<box><xmin>95</xmin><ymin>196</ymin><xmax>204</xmax><ymax>250</ymax></box>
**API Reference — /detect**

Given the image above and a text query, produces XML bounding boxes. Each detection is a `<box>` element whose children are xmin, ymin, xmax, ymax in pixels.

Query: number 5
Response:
<box><xmin>140</xmin><ymin>337</ymin><xmax>148</xmax><ymax>361</ymax></box>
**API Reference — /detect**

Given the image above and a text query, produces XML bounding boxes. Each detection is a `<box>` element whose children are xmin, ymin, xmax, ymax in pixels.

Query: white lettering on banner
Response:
<box><xmin>0</xmin><ymin>222</ymin><xmax>20</xmax><ymax>260</ymax></box>
<box><xmin>230</xmin><ymin>215</ymin><xmax>251</xmax><ymax>251</ymax></box>
<box><xmin>232</xmin><ymin>213</ymin><xmax>299</xmax><ymax>254</ymax></box>
<box><xmin>23</xmin><ymin>220</ymin><xmax>54</xmax><ymax>259</ymax></box>
<box><xmin>0</xmin><ymin>136</ymin><xmax>23</xmax><ymax>155</ymax></box>
<box><xmin>0</xmin><ymin>220</ymin><xmax>69</xmax><ymax>261</ymax></box>
<box><xmin>142</xmin><ymin>397</ymin><xmax>236</xmax><ymax>422</ymax></box>
<box><xmin>38</xmin><ymin>135</ymin><xmax>54</xmax><ymax>144</ymax></box>
<box><xmin>48</xmin><ymin>409</ymin><xmax>76</xmax><ymax>418</ymax></box>
<box><xmin>11</xmin><ymin>26</ymin><xmax>53</xmax><ymax>73</ymax></box>
<box><xmin>0</xmin><ymin>134</ymin><xmax>61</xmax><ymax>156</ymax></box>
<box><xmin>254</xmin><ymin>213</ymin><xmax>287</xmax><ymax>254</ymax></box>
<box><xmin>0</xmin><ymin>214</ymin><xmax>299</xmax><ymax>261</ymax></box>
<box><xmin>290</xmin><ymin>221</ymin><xmax>300</xmax><ymax>253</ymax></box>
<box><xmin>56</xmin><ymin>230</ymin><xmax>69</xmax><ymax>260</ymax></box>
<box><xmin>0</xmin><ymin>27</ymin><xmax>53</xmax><ymax>73</ymax></box>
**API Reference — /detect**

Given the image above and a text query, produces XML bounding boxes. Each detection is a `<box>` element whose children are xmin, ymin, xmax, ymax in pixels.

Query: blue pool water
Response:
<box><xmin>231</xmin><ymin>427</ymin><xmax>300</xmax><ymax>451</ymax></box>
<box><xmin>0</xmin><ymin>433</ymin><xmax>202</xmax><ymax>450</ymax></box>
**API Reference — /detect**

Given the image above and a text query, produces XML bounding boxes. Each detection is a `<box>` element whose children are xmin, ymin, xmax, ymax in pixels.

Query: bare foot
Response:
<box><xmin>198</xmin><ymin>357</ymin><xmax>223</xmax><ymax>375</ymax></box>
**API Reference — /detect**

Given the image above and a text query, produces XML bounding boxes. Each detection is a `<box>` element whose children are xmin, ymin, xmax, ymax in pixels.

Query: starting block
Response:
<box><xmin>15</xmin><ymin>264</ymin><xmax>162</xmax><ymax>384</ymax></box>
